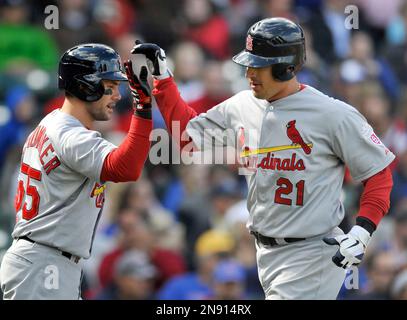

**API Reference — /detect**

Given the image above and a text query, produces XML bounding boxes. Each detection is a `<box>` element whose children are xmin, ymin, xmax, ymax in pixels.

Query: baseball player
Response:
<box><xmin>131</xmin><ymin>18</ymin><xmax>395</xmax><ymax>299</ymax></box>
<box><xmin>0</xmin><ymin>44</ymin><xmax>153</xmax><ymax>299</ymax></box>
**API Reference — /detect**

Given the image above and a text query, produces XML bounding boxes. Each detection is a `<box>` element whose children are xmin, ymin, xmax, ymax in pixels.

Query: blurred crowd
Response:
<box><xmin>1</xmin><ymin>0</ymin><xmax>407</xmax><ymax>300</ymax></box>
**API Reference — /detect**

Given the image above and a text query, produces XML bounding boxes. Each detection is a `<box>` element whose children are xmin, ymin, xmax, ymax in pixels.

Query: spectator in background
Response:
<box><xmin>385</xmin><ymin>1</ymin><xmax>407</xmax><ymax>84</ymax></box>
<box><xmin>296</xmin><ymin>25</ymin><xmax>332</xmax><ymax>93</ymax></box>
<box><xmin>262</xmin><ymin>0</ymin><xmax>296</xmax><ymax>21</ymax></box>
<box><xmin>357</xmin><ymin>0</ymin><xmax>403</xmax><ymax>49</ymax></box>
<box><xmin>349</xmin><ymin>251</ymin><xmax>398</xmax><ymax>299</ymax></box>
<box><xmin>223</xmin><ymin>199</ymin><xmax>250</xmax><ymax>232</ymax></box>
<box><xmin>93</xmin><ymin>0</ymin><xmax>136</xmax><ymax>41</ymax></box>
<box><xmin>0</xmin><ymin>0</ymin><xmax>59</xmax><ymax>72</ymax></box>
<box><xmin>360</xmin><ymin>92</ymin><xmax>407</xmax><ymax>159</ymax></box>
<box><xmin>391</xmin><ymin>154</ymin><xmax>407</xmax><ymax>213</ymax></box>
<box><xmin>95</xmin><ymin>205</ymin><xmax>186</xmax><ymax>298</ymax></box>
<box><xmin>96</xmin><ymin>249</ymin><xmax>157</xmax><ymax>300</ymax></box>
<box><xmin>222</xmin><ymin>0</ymin><xmax>260</xmax><ymax>55</ymax></box>
<box><xmin>134</xmin><ymin>0</ymin><xmax>179</xmax><ymax>50</ymax></box>
<box><xmin>157</xmin><ymin>229</ymin><xmax>235</xmax><ymax>300</ymax></box>
<box><xmin>223</xmin><ymin>217</ymin><xmax>264</xmax><ymax>299</ymax></box>
<box><xmin>386</xmin><ymin>0</ymin><xmax>407</xmax><ymax>46</ymax></box>
<box><xmin>178</xmin><ymin>0</ymin><xmax>230</xmax><ymax>60</ymax></box>
<box><xmin>0</xmin><ymin>85</ymin><xmax>35</xmax><ymax>171</ymax></box>
<box><xmin>97</xmin><ymin>207</ymin><xmax>150</xmax><ymax>291</ymax></box>
<box><xmin>391</xmin><ymin>204</ymin><xmax>407</xmax><ymax>265</ymax></box>
<box><xmin>391</xmin><ymin>269</ymin><xmax>407</xmax><ymax>300</ymax></box>
<box><xmin>164</xmin><ymin>164</ymin><xmax>212</xmax><ymax>267</ymax></box>
<box><xmin>295</xmin><ymin>0</ymin><xmax>338</xmax><ymax>64</ymax></box>
<box><xmin>208</xmin><ymin>179</ymin><xmax>244</xmax><ymax>231</ymax></box>
<box><xmin>170</xmin><ymin>42</ymin><xmax>205</xmax><ymax>102</ymax></box>
<box><xmin>188</xmin><ymin>61</ymin><xmax>232</xmax><ymax>115</ymax></box>
<box><xmin>340</xmin><ymin>31</ymin><xmax>400</xmax><ymax>102</ymax></box>
<box><xmin>319</xmin><ymin>0</ymin><xmax>351</xmax><ymax>61</ymax></box>
<box><xmin>119</xmin><ymin>178</ymin><xmax>184</xmax><ymax>250</ymax></box>
<box><xmin>52</xmin><ymin>0</ymin><xmax>107</xmax><ymax>52</ymax></box>
<box><xmin>366</xmin><ymin>201</ymin><xmax>407</xmax><ymax>267</ymax></box>
<box><xmin>209</xmin><ymin>259</ymin><xmax>247</xmax><ymax>300</ymax></box>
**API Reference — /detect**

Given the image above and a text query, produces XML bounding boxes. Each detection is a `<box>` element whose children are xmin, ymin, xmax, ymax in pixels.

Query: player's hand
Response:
<box><xmin>131</xmin><ymin>40</ymin><xmax>171</xmax><ymax>80</ymax></box>
<box><xmin>323</xmin><ymin>225</ymin><xmax>371</xmax><ymax>269</ymax></box>
<box><xmin>123</xmin><ymin>60</ymin><xmax>152</xmax><ymax>119</ymax></box>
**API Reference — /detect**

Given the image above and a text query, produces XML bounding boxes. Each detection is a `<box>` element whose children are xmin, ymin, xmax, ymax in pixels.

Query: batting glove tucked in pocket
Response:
<box><xmin>323</xmin><ymin>225</ymin><xmax>371</xmax><ymax>269</ymax></box>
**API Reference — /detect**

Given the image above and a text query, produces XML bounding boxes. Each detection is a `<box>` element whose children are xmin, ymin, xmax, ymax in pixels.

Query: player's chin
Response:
<box><xmin>95</xmin><ymin>110</ymin><xmax>112</xmax><ymax>121</ymax></box>
<box><xmin>103</xmin><ymin>105</ymin><xmax>115</xmax><ymax>119</ymax></box>
<box><xmin>251</xmin><ymin>90</ymin><xmax>265</xmax><ymax>99</ymax></box>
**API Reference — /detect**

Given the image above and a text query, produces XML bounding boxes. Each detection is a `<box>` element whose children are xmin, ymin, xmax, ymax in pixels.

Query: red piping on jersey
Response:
<box><xmin>100</xmin><ymin>116</ymin><xmax>152</xmax><ymax>182</ymax></box>
<box><xmin>153</xmin><ymin>78</ymin><xmax>198</xmax><ymax>149</ymax></box>
<box><xmin>357</xmin><ymin>166</ymin><xmax>393</xmax><ymax>227</ymax></box>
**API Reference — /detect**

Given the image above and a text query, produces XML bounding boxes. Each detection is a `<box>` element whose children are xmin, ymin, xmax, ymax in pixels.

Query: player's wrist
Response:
<box><xmin>134</xmin><ymin>103</ymin><xmax>152</xmax><ymax>119</ymax></box>
<box><xmin>355</xmin><ymin>216</ymin><xmax>376</xmax><ymax>236</ymax></box>
<box><xmin>153</xmin><ymin>68</ymin><xmax>172</xmax><ymax>80</ymax></box>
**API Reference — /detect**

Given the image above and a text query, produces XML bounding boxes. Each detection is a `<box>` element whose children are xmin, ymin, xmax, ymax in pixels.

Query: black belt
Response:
<box><xmin>17</xmin><ymin>236</ymin><xmax>80</xmax><ymax>264</ymax></box>
<box><xmin>250</xmin><ymin>231</ymin><xmax>305</xmax><ymax>247</ymax></box>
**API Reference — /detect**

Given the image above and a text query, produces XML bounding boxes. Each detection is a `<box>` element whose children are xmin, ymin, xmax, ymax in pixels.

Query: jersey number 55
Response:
<box><xmin>14</xmin><ymin>163</ymin><xmax>42</xmax><ymax>221</ymax></box>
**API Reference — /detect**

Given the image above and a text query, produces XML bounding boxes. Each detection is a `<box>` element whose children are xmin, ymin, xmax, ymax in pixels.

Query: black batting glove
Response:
<box><xmin>123</xmin><ymin>60</ymin><xmax>152</xmax><ymax>119</ymax></box>
<box><xmin>131</xmin><ymin>40</ymin><xmax>171</xmax><ymax>79</ymax></box>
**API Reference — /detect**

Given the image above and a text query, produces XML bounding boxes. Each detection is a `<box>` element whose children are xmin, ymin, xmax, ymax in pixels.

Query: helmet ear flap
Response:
<box><xmin>272</xmin><ymin>64</ymin><xmax>295</xmax><ymax>81</ymax></box>
<box><xmin>81</xmin><ymin>82</ymin><xmax>105</xmax><ymax>102</ymax></box>
<box><xmin>68</xmin><ymin>75</ymin><xmax>105</xmax><ymax>102</ymax></box>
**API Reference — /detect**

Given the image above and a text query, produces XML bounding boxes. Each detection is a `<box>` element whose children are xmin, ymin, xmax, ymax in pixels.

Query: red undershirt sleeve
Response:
<box><xmin>100</xmin><ymin>115</ymin><xmax>152</xmax><ymax>182</ymax></box>
<box><xmin>357</xmin><ymin>166</ymin><xmax>393</xmax><ymax>227</ymax></box>
<box><xmin>152</xmin><ymin>77</ymin><xmax>197</xmax><ymax>149</ymax></box>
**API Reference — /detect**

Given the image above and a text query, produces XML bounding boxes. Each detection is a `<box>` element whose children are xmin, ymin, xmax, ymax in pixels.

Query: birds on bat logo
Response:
<box><xmin>91</xmin><ymin>182</ymin><xmax>106</xmax><ymax>208</ymax></box>
<box><xmin>286</xmin><ymin>120</ymin><xmax>312</xmax><ymax>155</ymax></box>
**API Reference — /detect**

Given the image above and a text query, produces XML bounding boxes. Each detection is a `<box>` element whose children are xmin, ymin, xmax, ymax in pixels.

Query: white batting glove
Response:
<box><xmin>323</xmin><ymin>225</ymin><xmax>371</xmax><ymax>269</ymax></box>
<box><xmin>131</xmin><ymin>40</ymin><xmax>172</xmax><ymax>80</ymax></box>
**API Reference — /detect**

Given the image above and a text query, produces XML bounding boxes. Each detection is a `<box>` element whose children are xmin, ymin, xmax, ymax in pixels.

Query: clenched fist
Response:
<box><xmin>131</xmin><ymin>40</ymin><xmax>171</xmax><ymax>80</ymax></box>
<box><xmin>123</xmin><ymin>60</ymin><xmax>152</xmax><ymax>119</ymax></box>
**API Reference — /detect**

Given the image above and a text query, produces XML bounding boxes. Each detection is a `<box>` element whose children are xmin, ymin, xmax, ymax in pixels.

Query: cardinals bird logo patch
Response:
<box><xmin>246</xmin><ymin>35</ymin><xmax>253</xmax><ymax>51</ymax></box>
<box><xmin>91</xmin><ymin>182</ymin><xmax>106</xmax><ymax>208</ymax></box>
<box><xmin>286</xmin><ymin>120</ymin><xmax>312</xmax><ymax>155</ymax></box>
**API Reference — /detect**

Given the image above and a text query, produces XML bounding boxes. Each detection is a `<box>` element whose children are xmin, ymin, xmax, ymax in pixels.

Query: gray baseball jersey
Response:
<box><xmin>187</xmin><ymin>85</ymin><xmax>395</xmax><ymax>238</ymax></box>
<box><xmin>12</xmin><ymin>109</ymin><xmax>116</xmax><ymax>258</ymax></box>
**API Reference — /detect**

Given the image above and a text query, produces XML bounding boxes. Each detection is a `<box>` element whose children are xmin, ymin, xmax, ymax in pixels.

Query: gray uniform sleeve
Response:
<box><xmin>331</xmin><ymin>108</ymin><xmax>395</xmax><ymax>182</ymax></box>
<box><xmin>186</xmin><ymin>101</ymin><xmax>235</xmax><ymax>151</ymax></box>
<box><xmin>60</xmin><ymin>127</ymin><xmax>116</xmax><ymax>181</ymax></box>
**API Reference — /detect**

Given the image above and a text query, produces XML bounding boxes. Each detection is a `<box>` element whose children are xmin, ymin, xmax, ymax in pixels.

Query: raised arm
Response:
<box><xmin>131</xmin><ymin>41</ymin><xmax>197</xmax><ymax>150</ymax></box>
<box><xmin>100</xmin><ymin>62</ymin><xmax>153</xmax><ymax>182</ymax></box>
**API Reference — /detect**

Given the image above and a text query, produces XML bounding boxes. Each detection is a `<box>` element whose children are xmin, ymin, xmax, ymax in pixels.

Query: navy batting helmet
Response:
<box><xmin>232</xmin><ymin>17</ymin><xmax>306</xmax><ymax>81</ymax></box>
<box><xmin>58</xmin><ymin>43</ymin><xmax>128</xmax><ymax>102</ymax></box>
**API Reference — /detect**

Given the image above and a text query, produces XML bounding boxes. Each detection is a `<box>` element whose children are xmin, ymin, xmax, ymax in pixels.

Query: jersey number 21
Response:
<box><xmin>274</xmin><ymin>178</ymin><xmax>305</xmax><ymax>206</ymax></box>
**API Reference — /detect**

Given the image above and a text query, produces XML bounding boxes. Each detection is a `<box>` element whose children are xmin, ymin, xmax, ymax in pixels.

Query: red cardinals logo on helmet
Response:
<box><xmin>246</xmin><ymin>35</ymin><xmax>253</xmax><ymax>51</ymax></box>
<box><xmin>286</xmin><ymin>120</ymin><xmax>312</xmax><ymax>155</ymax></box>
